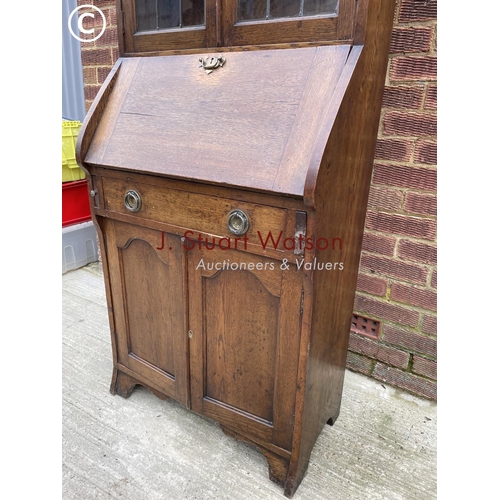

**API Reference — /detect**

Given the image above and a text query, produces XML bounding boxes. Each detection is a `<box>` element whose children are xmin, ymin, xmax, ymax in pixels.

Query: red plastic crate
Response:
<box><xmin>62</xmin><ymin>180</ymin><xmax>92</xmax><ymax>227</ymax></box>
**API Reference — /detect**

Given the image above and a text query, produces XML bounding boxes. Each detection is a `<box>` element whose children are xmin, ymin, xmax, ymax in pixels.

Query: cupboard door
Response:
<box><xmin>121</xmin><ymin>0</ymin><xmax>218</xmax><ymax>54</ymax></box>
<box><xmin>187</xmin><ymin>246</ymin><xmax>303</xmax><ymax>451</ymax></box>
<box><xmin>104</xmin><ymin>219</ymin><xmax>189</xmax><ymax>405</ymax></box>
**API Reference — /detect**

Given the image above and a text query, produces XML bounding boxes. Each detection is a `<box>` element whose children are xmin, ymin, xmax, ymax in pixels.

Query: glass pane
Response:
<box><xmin>303</xmin><ymin>0</ymin><xmax>338</xmax><ymax>16</ymax></box>
<box><xmin>158</xmin><ymin>0</ymin><xmax>180</xmax><ymax>29</ymax></box>
<box><xmin>182</xmin><ymin>0</ymin><xmax>205</xmax><ymax>26</ymax></box>
<box><xmin>270</xmin><ymin>0</ymin><xmax>301</xmax><ymax>18</ymax></box>
<box><xmin>136</xmin><ymin>0</ymin><xmax>157</xmax><ymax>31</ymax></box>
<box><xmin>239</xmin><ymin>0</ymin><xmax>267</xmax><ymax>21</ymax></box>
<box><xmin>238</xmin><ymin>0</ymin><xmax>338</xmax><ymax>21</ymax></box>
<box><xmin>136</xmin><ymin>0</ymin><xmax>205</xmax><ymax>30</ymax></box>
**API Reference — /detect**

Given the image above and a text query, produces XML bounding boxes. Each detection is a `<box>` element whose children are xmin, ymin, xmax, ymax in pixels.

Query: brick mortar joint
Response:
<box><xmin>362</xmin><ymin>357</ymin><xmax>438</xmax><ymax>384</ymax></box>
<box><xmin>425</xmin><ymin>266</ymin><xmax>436</xmax><ymax>288</ymax></box>
<box><xmin>380</xmin><ymin>318</ymin><xmax>437</xmax><ymax>340</ymax></box>
<box><xmin>382</xmin><ymin>82</ymin><xmax>432</xmax><ymax>88</ymax></box>
<box><xmin>394</xmin><ymin>20</ymin><xmax>437</xmax><ymax>29</ymax></box>
<box><xmin>357</xmin><ymin>264</ymin><xmax>436</xmax><ymax>289</ymax></box>
<box><xmin>372</xmin><ymin>163</ymin><xmax>437</xmax><ymax>175</ymax></box>
<box><xmin>355</xmin><ymin>298</ymin><xmax>436</xmax><ymax>320</ymax></box>
<box><xmin>385</xmin><ymin>352</ymin><xmax>437</xmax><ymax>382</ymax></box>
<box><xmin>363</xmin><ymin>226</ymin><xmax>437</xmax><ymax>242</ymax></box>
<box><xmin>382</xmin><ymin>107</ymin><xmax>437</xmax><ymax>119</ymax></box>
<box><xmin>368</xmin><ymin>206</ymin><xmax>437</xmax><ymax>219</ymax></box>
<box><xmin>372</xmin><ymin>150</ymin><xmax>438</xmax><ymax>163</ymax></box>
<box><xmin>388</xmin><ymin>51</ymin><xmax>438</xmax><ymax>58</ymax></box>
<box><xmin>354</xmin><ymin>290</ymin><xmax>437</xmax><ymax>316</ymax></box>
<box><xmin>389</xmin><ymin>280</ymin><xmax>438</xmax><ymax>295</ymax></box>
<box><xmin>390</xmin><ymin>296</ymin><xmax>436</xmax><ymax>313</ymax></box>
<box><xmin>382</xmin><ymin>109</ymin><xmax>437</xmax><ymax>117</ymax></box>
<box><xmin>372</xmin><ymin>162</ymin><xmax>437</xmax><ymax>174</ymax></box>
<box><xmin>357</xmin><ymin>278</ymin><xmax>434</xmax><ymax>300</ymax></box>
<box><xmin>403</xmin><ymin>191</ymin><xmax>438</xmax><ymax>206</ymax></box>
<box><xmin>406</xmin><ymin>353</ymin><xmax>414</xmax><ymax>372</ymax></box>
<box><xmin>375</xmin><ymin>135</ymin><xmax>435</xmax><ymax>148</ymax></box>
<box><xmin>366</xmin><ymin>208</ymin><xmax>437</xmax><ymax>221</ymax></box>
<box><xmin>393</xmin><ymin>234</ymin><xmax>437</xmax><ymax>250</ymax></box>
<box><xmin>377</xmin><ymin>135</ymin><xmax>436</xmax><ymax>143</ymax></box>
<box><xmin>348</xmin><ymin>339</ymin><xmax>412</xmax><ymax>361</ymax></box>
<box><xmin>347</xmin><ymin>361</ymin><xmax>376</xmax><ymax>377</ymax></box>
<box><xmin>371</xmin><ymin>181</ymin><xmax>437</xmax><ymax>194</ymax></box>
<box><xmin>376</xmin><ymin>137</ymin><xmax>433</xmax><ymax>146</ymax></box>
<box><xmin>411</xmin><ymin>352</ymin><xmax>438</xmax><ymax>363</ymax></box>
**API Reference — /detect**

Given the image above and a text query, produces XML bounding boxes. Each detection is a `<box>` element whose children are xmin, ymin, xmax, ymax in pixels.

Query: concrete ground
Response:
<box><xmin>62</xmin><ymin>262</ymin><xmax>437</xmax><ymax>500</ymax></box>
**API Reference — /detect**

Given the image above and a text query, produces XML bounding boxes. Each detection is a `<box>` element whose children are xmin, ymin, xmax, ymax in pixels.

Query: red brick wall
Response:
<box><xmin>349</xmin><ymin>0</ymin><xmax>437</xmax><ymax>400</ymax></box>
<box><xmin>76</xmin><ymin>0</ymin><xmax>119</xmax><ymax>110</ymax></box>
<box><xmin>76</xmin><ymin>0</ymin><xmax>437</xmax><ymax>400</ymax></box>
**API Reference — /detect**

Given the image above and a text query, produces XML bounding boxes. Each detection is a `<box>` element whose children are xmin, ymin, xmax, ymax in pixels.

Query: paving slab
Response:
<box><xmin>62</xmin><ymin>262</ymin><xmax>437</xmax><ymax>500</ymax></box>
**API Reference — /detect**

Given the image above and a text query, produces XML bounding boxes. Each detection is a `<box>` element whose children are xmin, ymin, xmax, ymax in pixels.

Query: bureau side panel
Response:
<box><xmin>285</xmin><ymin>0</ymin><xmax>396</xmax><ymax>496</ymax></box>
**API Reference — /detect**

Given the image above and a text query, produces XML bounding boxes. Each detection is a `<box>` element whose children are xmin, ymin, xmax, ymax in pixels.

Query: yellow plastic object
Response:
<box><xmin>62</xmin><ymin>121</ymin><xmax>85</xmax><ymax>182</ymax></box>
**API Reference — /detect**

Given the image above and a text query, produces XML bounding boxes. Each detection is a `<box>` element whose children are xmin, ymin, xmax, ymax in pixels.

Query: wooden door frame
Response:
<box><xmin>119</xmin><ymin>0</ymin><xmax>218</xmax><ymax>54</ymax></box>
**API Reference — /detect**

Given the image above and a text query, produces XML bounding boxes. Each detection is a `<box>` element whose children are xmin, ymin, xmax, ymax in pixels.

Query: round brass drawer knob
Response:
<box><xmin>227</xmin><ymin>209</ymin><xmax>249</xmax><ymax>236</ymax></box>
<box><xmin>124</xmin><ymin>190</ymin><xmax>142</xmax><ymax>213</ymax></box>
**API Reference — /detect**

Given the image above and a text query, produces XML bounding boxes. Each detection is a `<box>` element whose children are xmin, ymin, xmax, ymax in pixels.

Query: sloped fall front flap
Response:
<box><xmin>84</xmin><ymin>45</ymin><xmax>352</xmax><ymax>197</ymax></box>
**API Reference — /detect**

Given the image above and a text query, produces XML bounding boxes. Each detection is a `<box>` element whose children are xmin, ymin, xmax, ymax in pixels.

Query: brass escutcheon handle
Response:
<box><xmin>124</xmin><ymin>189</ymin><xmax>142</xmax><ymax>213</ymax></box>
<box><xmin>199</xmin><ymin>55</ymin><xmax>226</xmax><ymax>74</ymax></box>
<box><xmin>227</xmin><ymin>209</ymin><xmax>249</xmax><ymax>236</ymax></box>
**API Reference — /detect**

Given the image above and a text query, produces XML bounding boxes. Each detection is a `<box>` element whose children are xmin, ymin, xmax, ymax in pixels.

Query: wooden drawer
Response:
<box><xmin>100</xmin><ymin>176</ymin><xmax>292</xmax><ymax>251</ymax></box>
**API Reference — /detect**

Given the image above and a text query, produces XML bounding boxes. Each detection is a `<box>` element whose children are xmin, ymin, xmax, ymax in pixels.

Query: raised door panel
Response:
<box><xmin>204</xmin><ymin>269</ymin><xmax>280</xmax><ymax>423</ymax></box>
<box><xmin>104</xmin><ymin>219</ymin><xmax>189</xmax><ymax>404</ymax></box>
<box><xmin>188</xmin><ymin>246</ymin><xmax>303</xmax><ymax>451</ymax></box>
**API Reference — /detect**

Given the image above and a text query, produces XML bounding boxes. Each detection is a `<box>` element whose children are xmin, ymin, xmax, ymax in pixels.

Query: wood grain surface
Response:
<box><xmin>84</xmin><ymin>45</ymin><xmax>349</xmax><ymax>198</ymax></box>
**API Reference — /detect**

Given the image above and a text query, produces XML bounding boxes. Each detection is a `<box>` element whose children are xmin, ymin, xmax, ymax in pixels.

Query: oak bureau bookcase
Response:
<box><xmin>76</xmin><ymin>0</ymin><xmax>395</xmax><ymax>496</ymax></box>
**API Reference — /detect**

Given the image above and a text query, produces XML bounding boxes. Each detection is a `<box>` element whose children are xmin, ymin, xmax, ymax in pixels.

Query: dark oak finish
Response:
<box><xmin>76</xmin><ymin>0</ymin><xmax>395</xmax><ymax>497</ymax></box>
<box><xmin>111</xmin><ymin>368</ymin><xmax>170</xmax><ymax>401</ymax></box>
<box><xmin>121</xmin><ymin>0</ymin><xmax>218</xmax><ymax>53</ymax></box>
<box><xmin>100</xmin><ymin>176</ymin><xmax>290</xmax><ymax>248</ymax></box>
<box><xmin>220</xmin><ymin>425</ymin><xmax>290</xmax><ymax>486</ymax></box>
<box><xmin>104</xmin><ymin>219</ymin><xmax>190</xmax><ymax>405</ymax></box>
<box><xmin>188</xmin><ymin>246</ymin><xmax>303</xmax><ymax>451</ymax></box>
<box><xmin>221</xmin><ymin>0</ymin><xmax>355</xmax><ymax>47</ymax></box>
<box><xmin>118</xmin><ymin>0</ymin><xmax>355</xmax><ymax>54</ymax></box>
<box><xmin>85</xmin><ymin>46</ymin><xmax>350</xmax><ymax>197</ymax></box>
